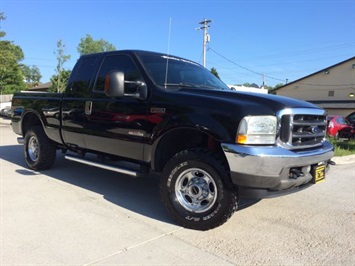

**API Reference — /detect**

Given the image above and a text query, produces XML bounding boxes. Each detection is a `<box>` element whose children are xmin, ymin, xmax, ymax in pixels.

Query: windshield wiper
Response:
<box><xmin>197</xmin><ymin>84</ymin><xmax>218</xmax><ymax>90</ymax></box>
<box><xmin>163</xmin><ymin>83</ymin><xmax>195</xmax><ymax>88</ymax></box>
<box><xmin>163</xmin><ymin>83</ymin><xmax>226</xmax><ymax>90</ymax></box>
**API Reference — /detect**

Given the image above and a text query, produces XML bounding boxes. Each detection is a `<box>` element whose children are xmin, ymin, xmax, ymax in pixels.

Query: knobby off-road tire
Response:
<box><xmin>24</xmin><ymin>126</ymin><xmax>56</xmax><ymax>170</ymax></box>
<box><xmin>160</xmin><ymin>148</ymin><xmax>238</xmax><ymax>231</ymax></box>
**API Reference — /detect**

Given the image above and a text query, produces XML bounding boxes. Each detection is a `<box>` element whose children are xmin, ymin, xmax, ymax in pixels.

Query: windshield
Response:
<box><xmin>337</xmin><ymin>117</ymin><xmax>350</xmax><ymax>125</ymax></box>
<box><xmin>138</xmin><ymin>53</ymin><xmax>230</xmax><ymax>91</ymax></box>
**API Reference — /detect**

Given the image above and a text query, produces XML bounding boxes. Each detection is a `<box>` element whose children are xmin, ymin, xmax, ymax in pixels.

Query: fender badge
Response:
<box><xmin>150</xmin><ymin>107</ymin><xmax>166</xmax><ymax>114</ymax></box>
<box><xmin>128</xmin><ymin>131</ymin><xmax>144</xmax><ymax>137</ymax></box>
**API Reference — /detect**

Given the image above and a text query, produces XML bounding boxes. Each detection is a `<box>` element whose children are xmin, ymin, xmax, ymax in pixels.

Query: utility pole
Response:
<box><xmin>197</xmin><ymin>19</ymin><xmax>212</xmax><ymax>67</ymax></box>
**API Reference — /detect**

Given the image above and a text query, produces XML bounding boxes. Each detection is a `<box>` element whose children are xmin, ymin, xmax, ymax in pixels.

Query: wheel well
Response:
<box><xmin>22</xmin><ymin>112</ymin><xmax>42</xmax><ymax>137</ymax></box>
<box><xmin>153</xmin><ymin>128</ymin><xmax>225</xmax><ymax>172</ymax></box>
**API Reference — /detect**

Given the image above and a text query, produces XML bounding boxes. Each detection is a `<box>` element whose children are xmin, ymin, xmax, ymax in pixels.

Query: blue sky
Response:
<box><xmin>1</xmin><ymin>0</ymin><xmax>354</xmax><ymax>87</ymax></box>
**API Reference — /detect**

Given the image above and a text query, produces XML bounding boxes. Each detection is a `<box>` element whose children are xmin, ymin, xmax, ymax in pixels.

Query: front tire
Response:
<box><xmin>160</xmin><ymin>148</ymin><xmax>237</xmax><ymax>230</ymax></box>
<box><xmin>24</xmin><ymin>126</ymin><xmax>56</xmax><ymax>170</ymax></box>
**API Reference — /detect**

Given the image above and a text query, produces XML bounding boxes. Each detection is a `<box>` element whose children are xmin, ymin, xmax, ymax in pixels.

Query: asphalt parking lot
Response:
<box><xmin>1</xmin><ymin>117</ymin><xmax>354</xmax><ymax>265</ymax></box>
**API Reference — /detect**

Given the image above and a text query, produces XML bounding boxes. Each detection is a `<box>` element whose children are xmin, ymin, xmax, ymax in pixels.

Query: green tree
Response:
<box><xmin>49</xmin><ymin>70</ymin><xmax>71</xmax><ymax>92</ymax></box>
<box><xmin>21</xmin><ymin>65</ymin><xmax>42</xmax><ymax>88</ymax></box>
<box><xmin>77</xmin><ymin>34</ymin><xmax>116</xmax><ymax>55</ymax></box>
<box><xmin>53</xmin><ymin>39</ymin><xmax>71</xmax><ymax>92</ymax></box>
<box><xmin>0</xmin><ymin>13</ymin><xmax>26</xmax><ymax>94</ymax></box>
<box><xmin>210</xmin><ymin>67</ymin><xmax>220</xmax><ymax>79</ymax></box>
<box><xmin>268</xmin><ymin>83</ymin><xmax>284</xmax><ymax>94</ymax></box>
<box><xmin>0</xmin><ymin>12</ymin><xmax>6</xmax><ymax>38</ymax></box>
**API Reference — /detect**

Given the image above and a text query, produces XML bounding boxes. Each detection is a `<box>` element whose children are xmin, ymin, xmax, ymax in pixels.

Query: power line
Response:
<box><xmin>23</xmin><ymin>57</ymin><xmax>56</xmax><ymax>61</ymax></box>
<box><xmin>208</xmin><ymin>46</ymin><xmax>286</xmax><ymax>82</ymax></box>
<box><xmin>231</xmin><ymin>42</ymin><xmax>355</xmax><ymax>62</ymax></box>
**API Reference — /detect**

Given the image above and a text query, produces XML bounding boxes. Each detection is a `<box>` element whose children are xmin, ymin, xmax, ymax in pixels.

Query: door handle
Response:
<box><xmin>85</xmin><ymin>101</ymin><xmax>92</xmax><ymax>115</ymax></box>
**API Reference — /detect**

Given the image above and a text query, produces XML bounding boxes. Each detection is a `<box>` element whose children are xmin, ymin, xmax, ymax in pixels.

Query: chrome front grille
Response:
<box><xmin>277</xmin><ymin>108</ymin><xmax>327</xmax><ymax>150</ymax></box>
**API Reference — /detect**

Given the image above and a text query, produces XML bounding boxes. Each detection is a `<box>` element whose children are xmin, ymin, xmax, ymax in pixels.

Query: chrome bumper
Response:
<box><xmin>222</xmin><ymin>141</ymin><xmax>334</xmax><ymax>198</ymax></box>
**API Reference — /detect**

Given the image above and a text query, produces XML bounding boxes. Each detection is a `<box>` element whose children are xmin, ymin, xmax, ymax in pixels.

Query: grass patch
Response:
<box><xmin>327</xmin><ymin>138</ymin><xmax>355</xmax><ymax>156</ymax></box>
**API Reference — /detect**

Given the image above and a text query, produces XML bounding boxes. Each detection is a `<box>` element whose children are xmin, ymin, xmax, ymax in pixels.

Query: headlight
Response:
<box><xmin>237</xmin><ymin>116</ymin><xmax>277</xmax><ymax>144</ymax></box>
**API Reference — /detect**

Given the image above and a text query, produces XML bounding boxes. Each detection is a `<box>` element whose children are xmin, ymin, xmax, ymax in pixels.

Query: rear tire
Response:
<box><xmin>24</xmin><ymin>126</ymin><xmax>56</xmax><ymax>170</ymax></box>
<box><xmin>160</xmin><ymin>148</ymin><xmax>237</xmax><ymax>230</ymax></box>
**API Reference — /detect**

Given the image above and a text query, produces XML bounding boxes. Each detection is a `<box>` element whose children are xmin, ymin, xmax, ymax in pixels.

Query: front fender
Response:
<box><xmin>150</xmin><ymin>112</ymin><xmax>234</xmax><ymax>144</ymax></box>
<box><xmin>146</xmin><ymin>113</ymin><xmax>234</xmax><ymax>171</ymax></box>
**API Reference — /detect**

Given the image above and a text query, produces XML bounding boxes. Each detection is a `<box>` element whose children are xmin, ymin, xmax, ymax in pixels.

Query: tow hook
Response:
<box><xmin>328</xmin><ymin>160</ymin><xmax>336</xmax><ymax>166</ymax></box>
<box><xmin>289</xmin><ymin>168</ymin><xmax>305</xmax><ymax>179</ymax></box>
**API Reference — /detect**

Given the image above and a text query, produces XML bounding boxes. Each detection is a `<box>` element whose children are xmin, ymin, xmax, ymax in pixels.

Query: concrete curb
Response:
<box><xmin>332</xmin><ymin>154</ymin><xmax>355</xmax><ymax>165</ymax></box>
<box><xmin>0</xmin><ymin>117</ymin><xmax>11</xmax><ymax>125</ymax></box>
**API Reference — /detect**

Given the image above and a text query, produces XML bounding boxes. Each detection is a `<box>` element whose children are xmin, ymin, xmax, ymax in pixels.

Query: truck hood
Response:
<box><xmin>177</xmin><ymin>88</ymin><xmax>322</xmax><ymax>114</ymax></box>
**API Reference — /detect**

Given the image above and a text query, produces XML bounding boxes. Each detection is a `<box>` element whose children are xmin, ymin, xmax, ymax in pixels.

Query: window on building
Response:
<box><xmin>328</xmin><ymin>91</ymin><xmax>334</xmax><ymax>97</ymax></box>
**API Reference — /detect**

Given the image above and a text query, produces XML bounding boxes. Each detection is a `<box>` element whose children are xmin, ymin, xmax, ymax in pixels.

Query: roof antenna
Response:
<box><xmin>164</xmin><ymin>17</ymin><xmax>172</xmax><ymax>89</ymax></box>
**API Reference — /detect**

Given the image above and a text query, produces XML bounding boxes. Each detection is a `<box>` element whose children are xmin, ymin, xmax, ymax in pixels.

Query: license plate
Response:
<box><xmin>312</xmin><ymin>164</ymin><xmax>326</xmax><ymax>184</ymax></box>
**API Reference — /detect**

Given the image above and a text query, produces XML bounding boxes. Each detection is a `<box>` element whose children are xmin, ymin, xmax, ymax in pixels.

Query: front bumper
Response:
<box><xmin>222</xmin><ymin>141</ymin><xmax>334</xmax><ymax>198</ymax></box>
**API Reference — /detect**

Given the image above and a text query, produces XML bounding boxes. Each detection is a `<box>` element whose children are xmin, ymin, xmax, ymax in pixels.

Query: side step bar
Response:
<box><xmin>65</xmin><ymin>155</ymin><xmax>143</xmax><ymax>177</ymax></box>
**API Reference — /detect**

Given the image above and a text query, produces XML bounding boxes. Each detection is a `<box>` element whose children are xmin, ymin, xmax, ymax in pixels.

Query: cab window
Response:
<box><xmin>67</xmin><ymin>56</ymin><xmax>98</xmax><ymax>95</ymax></box>
<box><xmin>94</xmin><ymin>55</ymin><xmax>143</xmax><ymax>92</ymax></box>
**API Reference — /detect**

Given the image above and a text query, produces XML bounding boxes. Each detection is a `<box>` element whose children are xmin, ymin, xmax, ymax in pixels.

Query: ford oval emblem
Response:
<box><xmin>311</xmin><ymin>126</ymin><xmax>320</xmax><ymax>134</ymax></box>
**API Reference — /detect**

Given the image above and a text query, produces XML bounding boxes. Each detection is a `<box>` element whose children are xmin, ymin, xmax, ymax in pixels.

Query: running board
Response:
<box><xmin>65</xmin><ymin>155</ymin><xmax>141</xmax><ymax>177</ymax></box>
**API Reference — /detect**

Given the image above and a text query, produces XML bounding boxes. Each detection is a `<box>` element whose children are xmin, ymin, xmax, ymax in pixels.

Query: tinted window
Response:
<box><xmin>94</xmin><ymin>55</ymin><xmax>143</xmax><ymax>92</ymax></box>
<box><xmin>347</xmin><ymin>112</ymin><xmax>355</xmax><ymax>122</ymax></box>
<box><xmin>68</xmin><ymin>56</ymin><xmax>98</xmax><ymax>94</ymax></box>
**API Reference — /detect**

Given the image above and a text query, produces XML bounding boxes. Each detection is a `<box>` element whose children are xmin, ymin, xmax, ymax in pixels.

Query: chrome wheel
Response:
<box><xmin>175</xmin><ymin>168</ymin><xmax>217</xmax><ymax>213</ymax></box>
<box><xmin>161</xmin><ymin>148</ymin><xmax>238</xmax><ymax>230</ymax></box>
<box><xmin>24</xmin><ymin>126</ymin><xmax>56</xmax><ymax>171</ymax></box>
<box><xmin>28</xmin><ymin>136</ymin><xmax>39</xmax><ymax>162</ymax></box>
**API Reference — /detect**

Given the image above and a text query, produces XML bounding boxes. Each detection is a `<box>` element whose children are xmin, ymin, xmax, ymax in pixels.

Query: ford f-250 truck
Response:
<box><xmin>11</xmin><ymin>50</ymin><xmax>334</xmax><ymax>230</ymax></box>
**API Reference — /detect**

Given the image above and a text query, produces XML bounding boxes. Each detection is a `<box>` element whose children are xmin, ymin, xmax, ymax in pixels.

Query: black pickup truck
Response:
<box><xmin>11</xmin><ymin>50</ymin><xmax>334</xmax><ymax>230</ymax></box>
